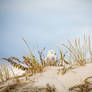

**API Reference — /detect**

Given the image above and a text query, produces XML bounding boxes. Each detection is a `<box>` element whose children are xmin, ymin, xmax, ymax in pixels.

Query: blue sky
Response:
<box><xmin>0</xmin><ymin>0</ymin><xmax>92</xmax><ymax>58</ymax></box>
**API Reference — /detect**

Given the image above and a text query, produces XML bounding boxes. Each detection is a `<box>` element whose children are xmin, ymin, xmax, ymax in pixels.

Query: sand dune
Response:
<box><xmin>0</xmin><ymin>63</ymin><xmax>92</xmax><ymax>92</ymax></box>
<box><xmin>28</xmin><ymin>64</ymin><xmax>92</xmax><ymax>92</ymax></box>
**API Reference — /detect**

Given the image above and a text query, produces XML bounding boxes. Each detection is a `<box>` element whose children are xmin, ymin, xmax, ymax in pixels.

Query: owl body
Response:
<box><xmin>46</xmin><ymin>50</ymin><xmax>57</xmax><ymax>65</ymax></box>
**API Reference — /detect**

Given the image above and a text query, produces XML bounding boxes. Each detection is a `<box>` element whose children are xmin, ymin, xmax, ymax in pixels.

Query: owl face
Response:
<box><xmin>48</xmin><ymin>50</ymin><xmax>56</xmax><ymax>56</ymax></box>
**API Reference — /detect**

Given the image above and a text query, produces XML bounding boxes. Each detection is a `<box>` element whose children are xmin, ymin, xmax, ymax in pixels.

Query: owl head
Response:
<box><xmin>46</xmin><ymin>50</ymin><xmax>57</xmax><ymax>63</ymax></box>
<box><xmin>47</xmin><ymin>50</ymin><xmax>56</xmax><ymax>56</ymax></box>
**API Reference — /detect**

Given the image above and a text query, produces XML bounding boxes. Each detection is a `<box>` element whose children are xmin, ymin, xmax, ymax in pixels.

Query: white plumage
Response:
<box><xmin>46</xmin><ymin>50</ymin><xmax>57</xmax><ymax>63</ymax></box>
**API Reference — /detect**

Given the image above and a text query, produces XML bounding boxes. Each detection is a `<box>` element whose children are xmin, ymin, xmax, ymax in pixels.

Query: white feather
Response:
<box><xmin>46</xmin><ymin>50</ymin><xmax>57</xmax><ymax>62</ymax></box>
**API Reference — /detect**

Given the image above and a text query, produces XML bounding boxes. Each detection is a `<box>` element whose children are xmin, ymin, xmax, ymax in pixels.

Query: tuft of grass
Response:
<box><xmin>69</xmin><ymin>76</ymin><xmax>92</xmax><ymax>92</ymax></box>
<box><xmin>38</xmin><ymin>48</ymin><xmax>46</xmax><ymax>66</ymax></box>
<box><xmin>3</xmin><ymin>56</ymin><xmax>44</xmax><ymax>77</ymax></box>
<box><xmin>4</xmin><ymin>67</ymin><xmax>10</xmax><ymax>80</ymax></box>
<box><xmin>62</xmin><ymin>35</ymin><xmax>89</xmax><ymax>66</ymax></box>
<box><xmin>88</xmin><ymin>36</ymin><xmax>92</xmax><ymax>63</ymax></box>
<box><xmin>58</xmin><ymin>48</ymin><xmax>69</xmax><ymax>66</ymax></box>
<box><xmin>2</xmin><ymin>38</ymin><xmax>44</xmax><ymax>77</ymax></box>
<box><xmin>2</xmin><ymin>37</ymin><xmax>44</xmax><ymax>76</ymax></box>
<box><xmin>0</xmin><ymin>67</ymin><xmax>4</xmax><ymax>82</ymax></box>
<box><xmin>46</xmin><ymin>83</ymin><xmax>56</xmax><ymax>92</ymax></box>
<box><xmin>22</xmin><ymin>38</ymin><xmax>44</xmax><ymax>74</ymax></box>
<box><xmin>59</xmin><ymin>48</ymin><xmax>65</xmax><ymax>66</ymax></box>
<box><xmin>10</xmin><ymin>67</ymin><xmax>15</xmax><ymax>78</ymax></box>
<box><xmin>0</xmin><ymin>65</ymin><xmax>14</xmax><ymax>82</ymax></box>
<box><xmin>57</xmin><ymin>65</ymin><xmax>75</xmax><ymax>75</ymax></box>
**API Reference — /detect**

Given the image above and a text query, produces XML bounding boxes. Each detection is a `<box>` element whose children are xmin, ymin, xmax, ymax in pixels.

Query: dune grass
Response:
<box><xmin>1</xmin><ymin>35</ymin><xmax>92</xmax><ymax>78</ymax></box>
<box><xmin>0</xmin><ymin>82</ymin><xmax>56</xmax><ymax>92</ymax></box>
<box><xmin>0</xmin><ymin>65</ymin><xmax>10</xmax><ymax>82</ymax></box>
<box><xmin>38</xmin><ymin>48</ymin><xmax>46</xmax><ymax>66</ymax></box>
<box><xmin>0</xmin><ymin>65</ymin><xmax>15</xmax><ymax>83</ymax></box>
<box><xmin>2</xmin><ymin>38</ymin><xmax>45</xmax><ymax>77</ymax></box>
<box><xmin>0</xmin><ymin>67</ymin><xmax>4</xmax><ymax>82</ymax></box>
<box><xmin>58</xmin><ymin>48</ymin><xmax>70</xmax><ymax>66</ymax></box>
<box><xmin>88</xmin><ymin>36</ymin><xmax>92</xmax><ymax>63</ymax></box>
<box><xmin>57</xmin><ymin>35</ymin><xmax>92</xmax><ymax>75</ymax></box>
<box><xmin>69</xmin><ymin>76</ymin><xmax>92</xmax><ymax>92</ymax></box>
<box><xmin>62</xmin><ymin>35</ymin><xmax>91</xmax><ymax>66</ymax></box>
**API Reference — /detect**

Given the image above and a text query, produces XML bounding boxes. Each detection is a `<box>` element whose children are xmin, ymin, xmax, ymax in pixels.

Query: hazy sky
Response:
<box><xmin>0</xmin><ymin>0</ymin><xmax>92</xmax><ymax>58</ymax></box>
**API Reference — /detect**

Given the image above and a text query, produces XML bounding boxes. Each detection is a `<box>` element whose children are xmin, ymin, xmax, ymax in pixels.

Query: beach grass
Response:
<box><xmin>0</xmin><ymin>65</ymin><xmax>15</xmax><ymax>83</ymax></box>
<box><xmin>62</xmin><ymin>35</ymin><xmax>92</xmax><ymax>66</ymax></box>
<box><xmin>0</xmin><ymin>67</ymin><xmax>4</xmax><ymax>82</ymax></box>
<box><xmin>2</xmin><ymin>35</ymin><xmax>92</xmax><ymax>77</ymax></box>
<box><xmin>69</xmin><ymin>76</ymin><xmax>92</xmax><ymax>92</ymax></box>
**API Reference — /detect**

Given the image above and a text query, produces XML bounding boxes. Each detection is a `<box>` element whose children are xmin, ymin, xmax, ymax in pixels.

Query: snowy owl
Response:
<box><xmin>45</xmin><ymin>50</ymin><xmax>58</xmax><ymax>65</ymax></box>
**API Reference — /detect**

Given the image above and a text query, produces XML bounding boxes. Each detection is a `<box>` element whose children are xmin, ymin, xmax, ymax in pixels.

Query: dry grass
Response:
<box><xmin>88</xmin><ymin>36</ymin><xmax>92</xmax><ymax>63</ymax></box>
<box><xmin>57</xmin><ymin>35</ymin><xmax>92</xmax><ymax>75</ymax></box>
<box><xmin>69</xmin><ymin>76</ymin><xmax>92</xmax><ymax>92</ymax></box>
<box><xmin>0</xmin><ymin>82</ymin><xmax>56</xmax><ymax>92</ymax></box>
<box><xmin>56</xmin><ymin>35</ymin><xmax>92</xmax><ymax>75</ymax></box>
<box><xmin>62</xmin><ymin>35</ymin><xmax>91</xmax><ymax>66</ymax></box>
<box><xmin>57</xmin><ymin>65</ymin><xmax>75</xmax><ymax>75</ymax></box>
<box><xmin>2</xmin><ymin>38</ymin><xmax>45</xmax><ymax>77</ymax></box>
<box><xmin>1</xmin><ymin>35</ymin><xmax>92</xmax><ymax>78</ymax></box>
<box><xmin>2</xmin><ymin>38</ymin><xmax>58</xmax><ymax>77</ymax></box>
<box><xmin>0</xmin><ymin>65</ymin><xmax>10</xmax><ymax>82</ymax></box>
<box><xmin>58</xmin><ymin>48</ymin><xmax>70</xmax><ymax>66</ymax></box>
<box><xmin>0</xmin><ymin>68</ymin><xmax>4</xmax><ymax>82</ymax></box>
<box><xmin>0</xmin><ymin>80</ymin><xmax>30</xmax><ymax>92</ymax></box>
<box><xmin>2</xmin><ymin>56</ymin><xmax>44</xmax><ymax>77</ymax></box>
<box><xmin>45</xmin><ymin>83</ymin><xmax>56</xmax><ymax>92</ymax></box>
<box><xmin>38</xmin><ymin>48</ymin><xmax>46</xmax><ymax>66</ymax></box>
<box><xmin>0</xmin><ymin>65</ymin><xmax>15</xmax><ymax>83</ymax></box>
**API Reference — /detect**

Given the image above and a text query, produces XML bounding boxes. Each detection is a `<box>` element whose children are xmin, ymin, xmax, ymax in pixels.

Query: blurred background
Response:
<box><xmin>0</xmin><ymin>0</ymin><xmax>92</xmax><ymax>58</ymax></box>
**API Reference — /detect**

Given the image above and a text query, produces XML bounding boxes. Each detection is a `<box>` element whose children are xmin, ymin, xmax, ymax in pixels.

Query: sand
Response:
<box><xmin>0</xmin><ymin>63</ymin><xmax>92</xmax><ymax>92</ymax></box>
